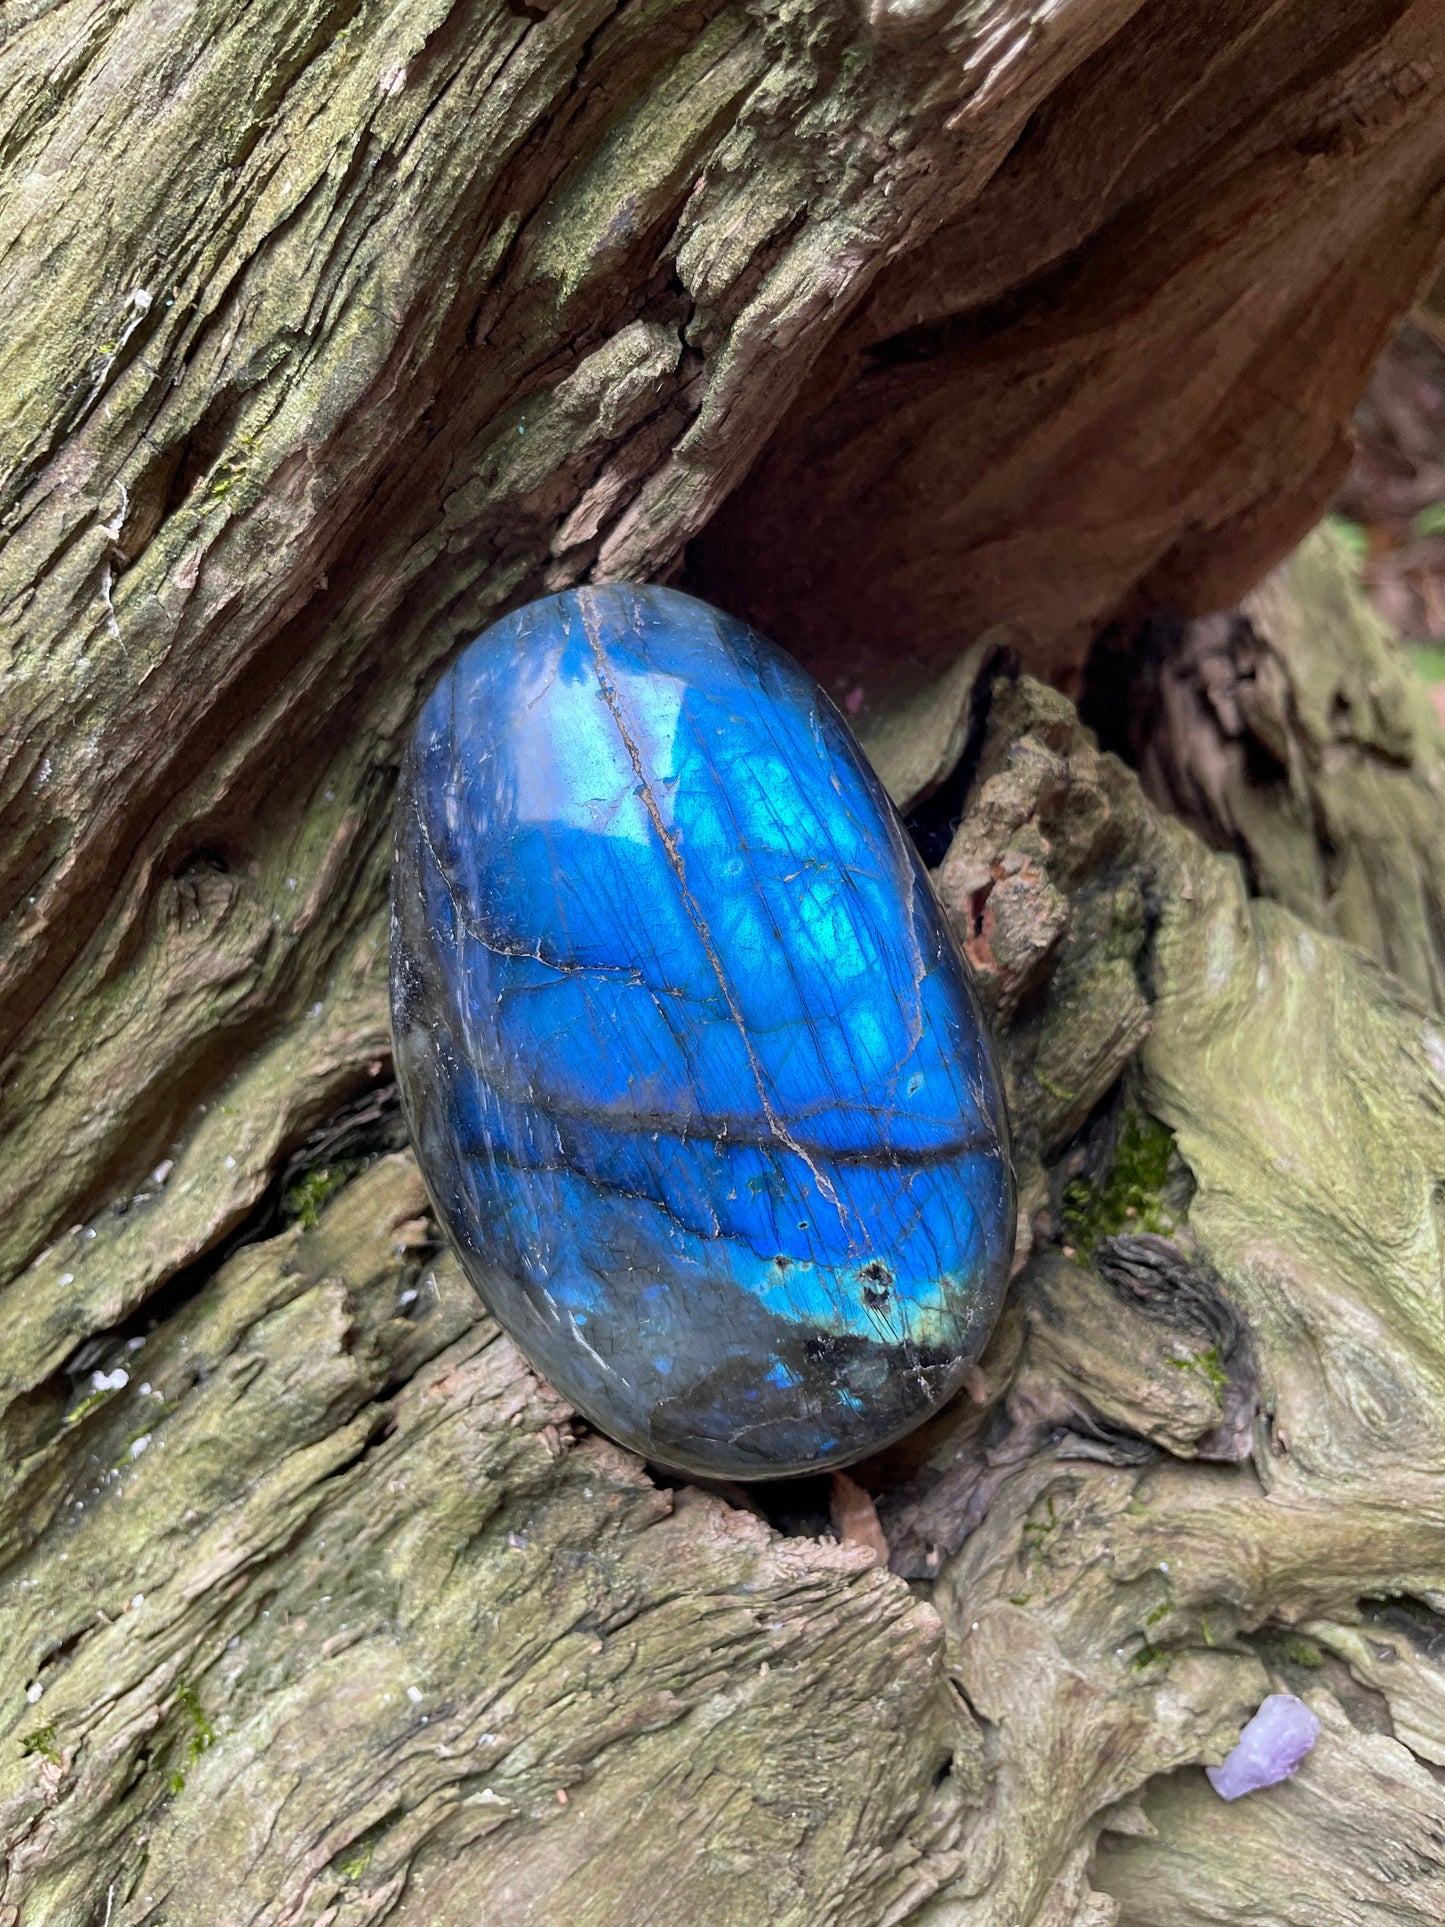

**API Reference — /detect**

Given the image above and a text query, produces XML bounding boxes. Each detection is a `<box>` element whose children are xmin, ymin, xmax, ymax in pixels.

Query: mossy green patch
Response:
<box><xmin>1129</xmin><ymin>1641</ymin><xmax>1166</xmax><ymax>1672</ymax></box>
<box><xmin>176</xmin><ymin>1681</ymin><xmax>216</xmax><ymax>1763</ymax></box>
<box><xmin>1323</xmin><ymin>513</ymin><xmax>1368</xmax><ymax>565</ymax></box>
<box><xmin>1195</xmin><ymin>1346</ymin><xmax>1227</xmax><ymax>1396</ymax></box>
<box><xmin>283</xmin><ymin>1162</ymin><xmax>357</xmax><ymax>1230</ymax></box>
<box><xmin>164</xmin><ymin>1681</ymin><xmax>215</xmax><ymax>1794</ymax></box>
<box><xmin>1061</xmin><ymin>1111</ymin><xmax>1176</xmax><ymax>1254</ymax></box>
<box><xmin>20</xmin><ymin>1724</ymin><xmax>59</xmax><ymax>1762</ymax></box>
<box><xmin>337</xmin><ymin>1842</ymin><xmax>374</xmax><ymax>1881</ymax></box>
<box><xmin>1020</xmin><ymin>1494</ymin><xmax>1059</xmax><ymax>1563</ymax></box>
<box><xmin>333</xmin><ymin>1808</ymin><xmax>406</xmax><ymax>1882</ymax></box>
<box><xmin>1166</xmin><ymin>1344</ymin><xmax>1227</xmax><ymax>1398</ymax></box>
<box><xmin>1252</xmin><ymin>1627</ymin><xmax>1325</xmax><ymax>1671</ymax></box>
<box><xmin>1034</xmin><ymin>1070</ymin><xmax>1077</xmax><ymax>1105</ymax></box>
<box><xmin>64</xmin><ymin>1386</ymin><xmax>111</xmax><ymax>1427</ymax></box>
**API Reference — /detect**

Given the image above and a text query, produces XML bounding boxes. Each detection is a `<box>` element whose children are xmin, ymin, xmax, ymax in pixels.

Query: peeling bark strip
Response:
<box><xmin>7</xmin><ymin>0</ymin><xmax>1445</xmax><ymax>1918</ymax></box>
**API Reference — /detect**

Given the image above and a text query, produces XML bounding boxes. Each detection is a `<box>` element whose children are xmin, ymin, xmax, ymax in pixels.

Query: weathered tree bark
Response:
<box><xmin>1083</xmin><ymin>524</ymin><xmax>1445</xmax><ymax>1012</ymax></box>
<box><xmin>6</xmin><ymin>0</ymin><xmax>1445</xmax><ymax>1920</ymax></box>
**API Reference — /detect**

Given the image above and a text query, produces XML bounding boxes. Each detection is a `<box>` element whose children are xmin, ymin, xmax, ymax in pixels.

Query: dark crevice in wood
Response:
<box><xmin>902</xmin><ymin>639</ymin><xmax>1017</xmax><ymax>867</ymax></box>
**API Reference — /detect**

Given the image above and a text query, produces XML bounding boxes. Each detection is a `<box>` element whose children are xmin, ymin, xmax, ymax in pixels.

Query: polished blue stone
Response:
<box><xmin>391</xmin><ymin>585</ymin><xmax>1013</xmax><ymax>1478</ymax></box>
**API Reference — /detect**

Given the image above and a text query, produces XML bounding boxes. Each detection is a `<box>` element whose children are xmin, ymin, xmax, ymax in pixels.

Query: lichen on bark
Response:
<box><xmin>8</xmin><ymin>0</ymin><xmax>1445</xmax><ymax>1916</ymax></box>
<box><xmin>6</xmin><ymin>571</ymin><xmax>1445</xmax><ymax>1922</ymax></box>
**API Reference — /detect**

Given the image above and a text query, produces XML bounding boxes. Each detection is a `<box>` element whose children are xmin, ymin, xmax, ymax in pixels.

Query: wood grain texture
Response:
<box><xmin>1087</xmin><ymin>524</ymin><xmax>1445</xmax><ymax>1012</ymax></box>
<box><xmin>5</xmin><ymin>0</ymin><xmax>1445</xmax><ymax>1294</ymax></box>
<box><xmin>8</xmin><ymin>0</ymin><xmax>1445</xmax><ymax>1917</ymax></box>
<box><xmin>691</xmin><ymin>0</ymin><xmax>1445</xmax><ymax>689</ymax></box>
<box><xmin>8</xmin><ymin>598</ymin><xmax>1445</xmax><ymax>1923</ymax></box>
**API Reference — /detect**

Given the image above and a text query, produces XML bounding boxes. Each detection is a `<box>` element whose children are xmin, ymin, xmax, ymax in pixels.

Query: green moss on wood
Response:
<box><xmin>1167</xmin><ymin>1344</ymin><xmax>1227</xmax><ymax>1398</ymax></box>
<box><xmin>282</xmin><ymin>1161</ymin><xmax>358</xmax><ymax>1229</ymax></box>
<box><xmin>176</xmin><ymin>1682</ymin><xmax>217</xmax><ymax>1762</ymax></box>
<box><xmin>1061</xmin><ymin>1110</ymin><xmax>1176</xmax><ymax>1254</ymax></box>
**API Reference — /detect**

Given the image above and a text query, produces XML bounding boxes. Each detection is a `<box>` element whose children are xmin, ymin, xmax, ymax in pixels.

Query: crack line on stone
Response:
<box><xmin>579</xmin><ymin>589</ymin><xmax>853</xmax><ymax>1242</ymax></box>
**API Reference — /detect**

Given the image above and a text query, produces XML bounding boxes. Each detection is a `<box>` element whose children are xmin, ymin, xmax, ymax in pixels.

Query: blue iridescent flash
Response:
<box><xmin>391</xmin><ymin>585</ymin><xmax>1013</xmax><ymax>1477</ymax></box>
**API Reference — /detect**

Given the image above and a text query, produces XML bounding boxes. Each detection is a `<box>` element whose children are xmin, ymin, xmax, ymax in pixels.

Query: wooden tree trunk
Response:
<box><xmin>6</xmin><ymin>0</ymin><xmax>1445</xmax><ymax>1919</ymax></box>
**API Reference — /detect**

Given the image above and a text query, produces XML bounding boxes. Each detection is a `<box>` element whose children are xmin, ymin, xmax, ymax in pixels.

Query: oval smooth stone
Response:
<box><xmin>391</xmin><ymin>585</ymin><xmax>1014</xmax><ymax>1478</ymax></box>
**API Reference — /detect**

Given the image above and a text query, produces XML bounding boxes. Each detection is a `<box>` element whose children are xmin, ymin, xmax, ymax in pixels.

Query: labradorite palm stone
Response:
<box><xmin>392</xmin><ymin>585</ymin><xmax>1013</xmax><ymax>1478</ymax></box>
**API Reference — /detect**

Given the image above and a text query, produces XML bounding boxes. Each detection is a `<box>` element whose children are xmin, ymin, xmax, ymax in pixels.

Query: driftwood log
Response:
<box><xmin>6</xmin><ymin>0</ymin><xmax>1445</xmax><ymax>1918</ymax></box>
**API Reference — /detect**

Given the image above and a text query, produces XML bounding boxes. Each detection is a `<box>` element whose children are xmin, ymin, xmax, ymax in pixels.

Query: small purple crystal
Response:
<box><xmin>1206</xmin><ymin>1693</ymin><xmax>1321</xmax><ymax>1800</ymax></box>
